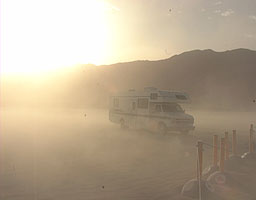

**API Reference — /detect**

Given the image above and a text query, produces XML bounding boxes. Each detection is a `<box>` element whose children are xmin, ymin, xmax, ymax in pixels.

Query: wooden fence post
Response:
<box><xmin>220</xmin><ymin>138</ymin><xmax>225</xmax><ymax>172</ymax></box>
<box><xmin>249</xmin><ymin>124</ymin><xmax>254</xmax><ymax>153</ymax></box>
<box><xmin>213</xmin><ymin>135</ymin><xmax>218</xmax><ymax>166</ymax></box>
<box><xmin>232</xmin><ymin>130</ymin><xmax>237</xmax><ymax>156</ymax></box>
<box><xmin>225</xmin><ymin>132</ymin><xmax>229</xmax><ymax>160</ymax></box>
<box><xmin>197</xmin><ymin>141</ymin><xmax>203</xmax><ymax>200</ymax></box>
<box><xmin>197</xmin><ymin>141</ymin><xmax>203</xmax><ymax>179</ymax></box>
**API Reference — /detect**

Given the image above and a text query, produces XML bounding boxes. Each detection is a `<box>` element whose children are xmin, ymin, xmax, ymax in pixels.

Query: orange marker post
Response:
<box><xmin>232</xmin><ymin>130</ymin><xmax>237</xmax><ymax>156</ymax></box>
<box><xmin>213</xmin><ymin>135</ymin><xmax>218</xmax><ymax>166</ymax></box>
<box><xmin>220</xmin><ymin>138</ymin><xmax>225</xmax><ymax>172</ymax></box>
<box><xmin>225</xmin><ymin>132</ymin><xmax>229</xmax><ymax>160</ymax></box>
<box><xmin>249</xmin><ymin>124</ymin><xmax>254</xmax><ymax>153</ymax></box>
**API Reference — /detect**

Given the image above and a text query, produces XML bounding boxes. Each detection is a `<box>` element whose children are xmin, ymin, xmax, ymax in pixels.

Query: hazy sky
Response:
<box><xmin>1</xmin><ymin>0</ymin><xmax>256</xmax><ymax>74</ymax></box>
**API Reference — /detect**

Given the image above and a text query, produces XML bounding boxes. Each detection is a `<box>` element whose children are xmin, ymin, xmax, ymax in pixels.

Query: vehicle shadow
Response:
<box><xmin>126</xmin><ymin>128</ymin><xmax>198</xmax><ymax>146</ymax></box>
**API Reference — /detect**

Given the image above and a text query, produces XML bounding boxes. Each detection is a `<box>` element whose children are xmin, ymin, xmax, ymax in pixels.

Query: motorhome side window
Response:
<box><xmin>113</xmin><ymin>98</ymin><xmax>119</xmax><ymax>108</ymax></box>
<box><xmin>138</xmin><ymin>98</ymin><xmax>148</xmax><ymax>109</ymax></box>
<box><xmin>176</xmin><ymin>95</ymin><xmax>187</xmax><ymax>100</ymax></box>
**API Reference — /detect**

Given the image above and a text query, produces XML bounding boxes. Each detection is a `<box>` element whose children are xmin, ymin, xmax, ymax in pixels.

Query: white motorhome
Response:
<box><xmin>109</xmin><ymin>87</ymin><xmax>195</xmax><ymax>134</ymax></box>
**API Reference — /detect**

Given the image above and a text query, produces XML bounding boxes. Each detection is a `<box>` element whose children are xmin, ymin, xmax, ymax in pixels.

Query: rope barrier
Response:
<box><xmin>196</xmin><ymin>141</ymin><xmax>233</xmax><ymax>153</ymax></box>
<box><xmin>195</xmin><ymin>127</ymin><xmax>256</xmax><ymax>153</ymax></box>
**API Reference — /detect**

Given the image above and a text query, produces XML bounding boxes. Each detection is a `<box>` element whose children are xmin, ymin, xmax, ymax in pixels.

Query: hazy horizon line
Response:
<box><xmin>83</xmin><ymin>47</ymin><xmax>256</xmax><ymax>67</ymax></box>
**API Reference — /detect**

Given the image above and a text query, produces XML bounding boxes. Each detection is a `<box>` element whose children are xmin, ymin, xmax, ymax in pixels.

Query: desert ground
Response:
<box><xmin>0</xmin><ymin>108</ymin><xmax>255</xmax><ymax>200</ymax></box>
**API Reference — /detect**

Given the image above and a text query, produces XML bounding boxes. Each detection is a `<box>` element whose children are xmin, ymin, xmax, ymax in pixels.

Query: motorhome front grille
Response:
<box><xmin>175</xmin><ymin>119</ymin><xmax>192</xmax><ymax>124</ymax></box>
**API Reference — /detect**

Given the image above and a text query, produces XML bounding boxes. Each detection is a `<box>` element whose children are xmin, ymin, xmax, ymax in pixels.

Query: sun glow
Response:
<box><xmin>1</xmin><ymin>0</ymin><xmax>113</xmax><ymax>75</ymax></box>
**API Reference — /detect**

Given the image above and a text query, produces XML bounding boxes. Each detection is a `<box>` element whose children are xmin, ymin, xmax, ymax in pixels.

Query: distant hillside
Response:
<box><xmin>72</xmin><ymin>48</ymin><xmax>256</xmax><ymax>110</ymax></box>
<box><xmin>1</xmin><ymin>48</ymin><xmax>256</xmax><ymax>110</ymax></box>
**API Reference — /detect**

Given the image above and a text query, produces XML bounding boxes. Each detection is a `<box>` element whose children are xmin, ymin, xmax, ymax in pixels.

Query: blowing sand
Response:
<box><xmin>0</xmin><ymin>108</ymin><xmax>255</xmax><ymax>200</ymax></box>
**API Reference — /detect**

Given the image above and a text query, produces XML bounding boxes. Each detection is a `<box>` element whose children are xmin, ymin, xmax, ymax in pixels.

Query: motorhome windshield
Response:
<box><xmin>162</xmin><ymin>104</ymin><xmax>183</xmax><ymax>113</ymax></box>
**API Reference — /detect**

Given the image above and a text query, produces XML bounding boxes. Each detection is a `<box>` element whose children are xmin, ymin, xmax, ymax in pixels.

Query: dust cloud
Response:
<box><xmin>0</xmin><ymin>107</ymin><xmax>255</xmax><ymax>200</ymax></box>
<box><xmin>1</xmin><ymin>50</ymin><xmax>256</xmax><ymax>199</ymax></box>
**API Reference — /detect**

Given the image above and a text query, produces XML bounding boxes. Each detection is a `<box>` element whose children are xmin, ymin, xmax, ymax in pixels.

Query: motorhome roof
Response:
<box><xmin>111</xmin><ymin>88</ymin><xmax>191</xmax><ymax>103</ymax></box>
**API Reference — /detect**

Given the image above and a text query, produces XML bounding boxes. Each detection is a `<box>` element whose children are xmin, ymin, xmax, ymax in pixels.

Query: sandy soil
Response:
<box><xmin>0</xmin><ymin>108</ymin><xmax>255</xmax><ymax>200</ymax></box>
